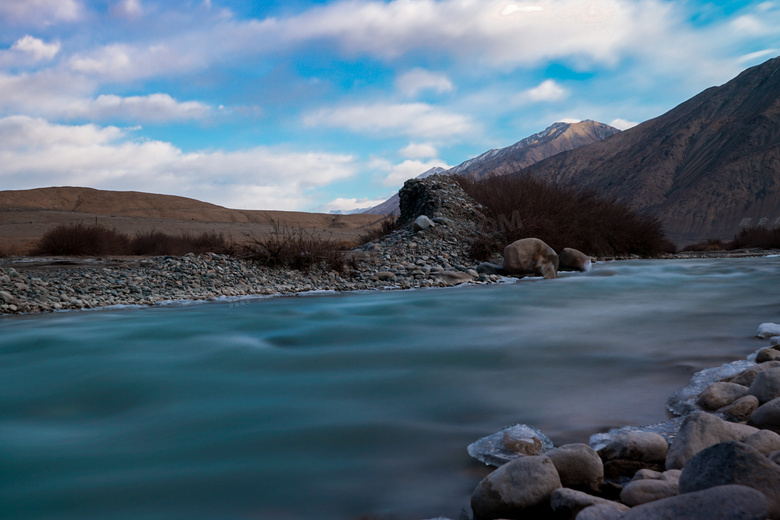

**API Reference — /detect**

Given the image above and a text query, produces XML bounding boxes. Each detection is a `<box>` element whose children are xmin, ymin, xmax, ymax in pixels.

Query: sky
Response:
<box><xmin>0</xmin><ymin>0</ymin><xmax>778</xmax><ymax>213</ymax></box>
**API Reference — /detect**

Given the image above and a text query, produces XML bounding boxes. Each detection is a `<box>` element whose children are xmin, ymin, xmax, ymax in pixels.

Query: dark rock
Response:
<box><xmin>502</xmin><ymin>238</ymin><xmax>559</xmax><ymax>279</ymax></box>
<box><xmin>749</xmin><ymin>367</ymin><xmax>780</xmax><ymax>404</ymax></box>
<box><xmin>728</xmin><ymin>362</ymin><xmax>780</xmax><ymax>387</ymax></box>
<box><xmin>547</xmin><ymin>444</ymin><xmax>604</xmax><ymax>493</ymax></box>
<box><xmin>749</xmin><ymin>397</ymin><xmax>780</xmax><ymax>433</ymax></box>
<box><xmin>558</xmin><ymin>248</ymin><xmax>592</xmax><ymax>272</ymax></box>
<box><xmin>549</xmin><ymin>488</ymin><xmax>627</xmax><ymax>520</ymax></box>
<box><xmin>697</xmin><ymin>381</ymin><xmax>749</xmax><ymax>411</ymax></box>
<box><xmin>722</xmin><ymin>395</ymin><xmax>761</xmax><ymax>422</ymax></box>
<box><xmin>618</xmin><ymin>485</ymin><xmax>769</xmax><ymax>520</ymax></box>
<box><xmin>666</xmin><ymin>412</ymin><xmax>758</xmax><ymax>469</ymax></box>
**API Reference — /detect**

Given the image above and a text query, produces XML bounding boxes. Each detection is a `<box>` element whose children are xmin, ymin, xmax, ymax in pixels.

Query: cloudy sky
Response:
<box><xmin>0</xmin><ymin>0</ymin><xmax>778</xmax><ymax>212</ymax></box>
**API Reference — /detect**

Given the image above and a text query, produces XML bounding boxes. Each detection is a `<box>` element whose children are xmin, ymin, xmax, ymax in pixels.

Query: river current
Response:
<box><xmin>1</xmin><ymin>257</ymin><xmax>779</xmax><ymax>519</ymax></box>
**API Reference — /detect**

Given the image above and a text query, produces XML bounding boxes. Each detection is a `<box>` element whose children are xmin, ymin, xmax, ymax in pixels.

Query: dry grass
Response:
<box><xmin>456</xmin><ymin>174</ymin><xmax>672</xmax><ymax>259</ymax></box>
<box><xmin>685</xmin><ymin>226</ymin><xmax>780</xmax><ymax>251</ymax></box>
<box><xmin>358</xmin><ymin>216</ymin><xmax>399</xmax><ymax>244</ymax></box>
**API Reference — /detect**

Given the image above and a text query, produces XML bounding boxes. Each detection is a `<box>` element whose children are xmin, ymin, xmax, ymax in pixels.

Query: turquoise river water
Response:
<box><xmin>1</xmin><ymin>257</ymin><xmax>779</xmax><ymax>519</ymax></box>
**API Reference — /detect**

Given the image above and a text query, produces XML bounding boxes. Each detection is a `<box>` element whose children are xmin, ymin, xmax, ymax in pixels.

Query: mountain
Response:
<box><xmin>362</xmin><ymin>121</ymin><xmax>620</xmax><ymax>215</ymax></box>
<box><xmin>517</xmin><ymin>56</ymin><xmax>780</xmax><ymax>244</ymax></box>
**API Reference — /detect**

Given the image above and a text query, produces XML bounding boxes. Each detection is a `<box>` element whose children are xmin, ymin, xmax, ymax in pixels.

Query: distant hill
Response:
<box><xmin>516</xmin><ymin>56</ymin><xmax>780</xmax><ymax>244</ymax></box>
<box><xmin>362</xmin><ymin>121</ymin><xmax>620</xmax><ymax>215</ymax></box>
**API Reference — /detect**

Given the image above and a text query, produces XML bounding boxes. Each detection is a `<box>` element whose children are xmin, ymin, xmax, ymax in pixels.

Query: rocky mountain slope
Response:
<box><xmin>517</xmin><ymin>56</ymin><xmax>780</xmax><ymax>244</ymax></box>
<box><xmin>363</xmin><ymin>121</ymin><xmax>619</xmax><ymax>215</ymax></box>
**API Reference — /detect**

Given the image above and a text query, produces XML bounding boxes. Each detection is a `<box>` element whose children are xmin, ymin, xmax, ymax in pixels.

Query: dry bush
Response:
<box><xmin>456</xmin><ymin>174</ymin><xmax>671</xmax><ymax>259</ymax></box>
<box><xmin>130</xmin><ymin>230</ymin><xmax>234</xmax><ymax>256</ymax></box>
<box><xmin>729</xmin><ymin>226</ymin><xmax>780</xmax><ymax>250</ymax></box>
<box><xmin>242</xmin><ymin>221</ymin><xmax>351</xmax><ymax>272</ymax></box>
<box><xmin>682</xmin><ymin>239</ymin><xmax>726</xmax><ymax>252</ymax></box>
<box><xmin>32</xmin><ymin>223</ymin><xmax>131</xmax><ymax>256</ymax></box>
<box><xmin>358</xmin><ymin>216</ymin><xmax>399</xmax><ymax>244</ymax></box>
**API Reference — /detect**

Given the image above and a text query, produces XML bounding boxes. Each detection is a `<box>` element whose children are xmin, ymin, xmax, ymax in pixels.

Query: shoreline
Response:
<box><xmin>2</xmin><ymin>248</ymin><xmax>779</xmax><ymax>317</ymax></box>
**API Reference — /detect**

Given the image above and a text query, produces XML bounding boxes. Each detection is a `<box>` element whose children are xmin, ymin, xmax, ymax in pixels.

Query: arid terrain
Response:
<box><xmin>0</xmin><ymin>186</ymin><xmax>386</xmax><ymax>255</ymax></box>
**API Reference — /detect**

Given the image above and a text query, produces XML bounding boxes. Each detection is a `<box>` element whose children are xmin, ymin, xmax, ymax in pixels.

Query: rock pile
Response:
<box><xmin>457</xmin><ymin>322</ymin><xmax>780</xmax><ymax>520</ymax></box>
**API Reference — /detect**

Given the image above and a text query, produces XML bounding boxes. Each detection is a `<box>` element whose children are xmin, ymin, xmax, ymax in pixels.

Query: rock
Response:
<box><xmin>363</xmin><ymin>242</ymin><xmax>383</xmax><ymax>253</ymax></box>
<box><xmin>502</xmin><ymin>238</ymin><xmax>559</xmax><ymax>279</ymax></box>
<box><xmin>413</xmin><ymin>215</ymin><xmax>436</xmax><ymax>231</ymax></box>
<box><xmin>0</xmin><ymin>290</ymin><xmax>19</xmax><ymax>305</ymax></box>
<box><xmin>546</xmin><ymin>444</ymin><xmax>604</xmax><ymax>493</ymax></box>
<box><xmin>757</xmin><ymin>323</ymin><xmax>780</xmax><ymax>339</ymax></box>
<box><xmin>697</xmin><ymin>381</ymin><xmax>750</xmax><ymax>410</ymax></box>
<box><xmin>470</xmin><ymin>455</ymin><xmax>562</xmax><ymax>520</ymax></box>
<box><xmin>437</xmin><ymin>270</ymin><xmax>474</xmax><ymax>286</ymax></box>
<box><xmin>679</xmin><ymin>441</ymin><xmax>780</xmax><ymax>518</ymax></box>
<box><xmin>549</xmin><ymin>488</ymin><xmax>628</xmax><ymax>520</ymax></box>
<box><xmin>749</xmin><ymin>397</ymin><xmax>780</xmax><ymax>433</ymax></box>
<box><xmin>502</xmin><ymin>432</ymin><xmax>543</xmax><ymax>456</ymax></box>
<box><xmin>598</xmin><ymin>431</ymin><xmax>669</xmax><ymax>464</ymax></box>
<box><xmin>722</xmin><ymin>395</ymin><xmax>761</xmax><ymax>422</ymax></box>
<box><xmin>372</xmin><ymin>271</ymin><xmax>396</xmax><ymax>281</ymax></box>
<box><xmin>745</xmin><ymin>430</ymin><xmax>780</xmax><ymax>456</ymax></box>
<box><xmin>666</xmin><ymin>412</ymin><xmax>758</xmax><ymax>469</ymax></box>
<box><xmin>575</xmin><ymin>502</ymin><xmax>629</xmax><ymax>520</ymax></box>
<box><xmin>771</xmin><ymin>451</ymin><xmax>780</xmax><ymax>466</ymax></box>
<box><xmin>618</xmin><ymin>485</ymin><xmax>769</xmax><ymax>520</ymax></box>
<box><xmin>476</xmin><ymin>262</ymin><xmax>504</xmax><ymax>275</ymax></box>
<box><xmin>558</xmin><ymin>248</ymin><xmax>592</xmax><ymax>272</ymax></box>
<box><xmin>620</xmin><ymin>476</ymin><xmax>679</xmax><ymax>506</ymax></box>
<box><xmin>758</xmin><ymin>347</ymin><xmax>780</xmax><ymax>363</ymax></box>
<box><xmin>773</xmin><ymin>337</ymin><xmax>780</xmax><ymax>346</ymax></box>
<box><xmin>749</xmin><ymin>367</ymin><xmax>780</xmax><ymax>404</ymax></box>
<box><xmin>729</xmin><ymin>362</ymin><xmax>780</xmax><ymax>387</ymax></box>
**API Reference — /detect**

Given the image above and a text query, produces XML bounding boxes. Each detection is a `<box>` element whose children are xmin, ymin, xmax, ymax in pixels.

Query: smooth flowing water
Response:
<box><xmin>1</xmin><ymin>257</ymin><xmax>779</xmax><ymax>520</ymax></box>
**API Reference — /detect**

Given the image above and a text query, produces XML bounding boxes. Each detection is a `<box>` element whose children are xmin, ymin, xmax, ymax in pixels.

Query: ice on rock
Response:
<box><xmin>757</xmin><ymin>322</ymin><xmax>780</xmax><ymax>339</ymax></box>
<box><xmin>772</xmin><ymin>336</ymin><xmax>780</xmax><ymax>346</ymax></box>
<box><xmin>467</xmin><ymin>424</ymin><xmax>554</xmax><ymax>466</ymax></box>
<box><xmin>666</xmin><ymin>359</ymin><xmax>755</xmax><ymax>416</ymax></box>
<box><xmin>589</xmin><ymin>417</ymin><xmax>685</xmax><ymax>452</ymax></box>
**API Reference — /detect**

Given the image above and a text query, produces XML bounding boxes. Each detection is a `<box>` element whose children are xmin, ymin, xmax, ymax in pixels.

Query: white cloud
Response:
<box><xmin>113</xmin><ymin>0</ymin><xmax>143</xmax><ymax>19</ymax></box>
<box><xmin>515</xmin><ymin>80</ymin><xmax>568</xmax><ymax>104</ymax></box>
<box><xmin>0</xmin><ymin>117</ymin><xmax>356</xmax><ymax>210</ymax></box>
<box><xmin>396</xmin><ymin>69</ymin><xmax>454</xmax><ymax>96</ymax></box>
<box><xmin>501</xmin><ymin>4</ymin><xmax>544</xmax><ymax>16</ymax></box>
<box><xmin>322</xmin><ymin>196</ymin><xmax>391</xmax><ymax>213</ymax></box>
<box><xmin>303</xmin><ymin>102</ymin><xmax>474</xmax><ymax>139</ymax></box>
<box><xmin>69</xmin><ymin>94</ymin><xmax>212</xmax><ymax>121</ymax></box>
<box><xmin>10</xmin><ymin>36</ymin><xmax>61</xmax><ymax>61</ymax></box>
<box><xmin>399</xmin><ymin>142</ymin><xmax>438</xmax><ymax>159</ymax></box>
<box><xmin>0</xmin><ymin>0</ymin><xmax>82</xmax><ymax>24</ymax></box>
<box><xmin>377</xmin><ymin>159</ymin><xmax>450</xmax><ymax>187</ymax></box>
<box><xmin>609</xmin><ymin>118</ymin><xmax>638</xmax><ymax>130</ymax></box>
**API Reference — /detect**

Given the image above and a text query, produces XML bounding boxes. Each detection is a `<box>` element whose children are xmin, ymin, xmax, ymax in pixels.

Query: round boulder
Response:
<box><xmin>749</xmin><ymin>367</ymin><xmax>780</xmax><ymax>404</ymax></box>
<box><xmin>749</xmin><ymin>396</ymin><xmax>780</xmax><ymax>433</ymax></box>
<box><xmin>728</xmin><ymin>361</ymin><xmax>780</xmax><ymax>387</ymax></box>
<box><xmin>549</xmin><ymin>488</ymin><xmax>627</xmax><ymax>519</ymax></box>
<box><xmin>697</xmin><ymin>381</ymin><xmax>749</xmax><ymax>411</ymax></box>
<box><xmin>618</xmin><ymin>485</ymin><xmax>769</xmax><ymax>520</ymax></box>
<box><xmin>598</xmin><ymin>431</ymin><xmax>669</xmax><ymax>463</ymax></box>
<box><xmin>558</xmin><ymin>248</ymin><xmax>592</xmax><ymax>272</ymax></box>
<box><xmin>471</xmin><ymin>455</ymin><xmax>562</xmax><ymax>520</ymax></box>
<box><xmin>745</xmin><ymin>429</ymin><xmax>780</xmax><ymax>456</ymax></box>
<box><xmin>546</xmin><ymin>443</ymin><xmax>604</xmax><ymax>493</ymax></box>
<box><xmin>502</xmin><ymin>238</ymin><xmax>559</xmax><ymax>279</ymax></box>
<box><xmin>666</xmin><ymin>412</ymin><xmax>758</xmax><ymax>470</ymax></box>
<box><xmin>722</xmin><ymin>395</ymin><xmax>760</xmax><ymax>422</ymax></box>
<box><xmin>757</xmin><ymin>347</ymin><xmax>780</xmax><ymax>363</ymax></box>
<box><xmin>413</xmin><ymin>215</ymin><xmax>435</xmax><ymax>231</ymax></box>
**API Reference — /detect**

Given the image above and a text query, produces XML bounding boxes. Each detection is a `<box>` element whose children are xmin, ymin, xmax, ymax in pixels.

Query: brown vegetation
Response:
<box><xmin>456</xmin><ymin>174</ymin><xmax>672</xmax><ymax>260</ymax></box>
<box><xmin>358</xmin><ymin>217</ymin><xmax>399</xmax><ymax>244</ymax></box>
<box><xmin>683</xmin><ymin>226</ymin><xmax>780</xmax><ymax>251</ymax></box>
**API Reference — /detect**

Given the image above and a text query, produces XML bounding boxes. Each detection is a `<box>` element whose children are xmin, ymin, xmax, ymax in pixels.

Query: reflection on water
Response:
<box><xmin>0</xmin><ymin>257</ymin><xmax>778</xmax><ymax>519</ymax></box>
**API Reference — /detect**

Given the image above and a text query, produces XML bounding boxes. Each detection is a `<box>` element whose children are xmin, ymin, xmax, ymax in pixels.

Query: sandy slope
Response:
<box><xmin>0</xmin><ymin>187</ymin><xmax>387</xmax><ymax>254</ymax></box>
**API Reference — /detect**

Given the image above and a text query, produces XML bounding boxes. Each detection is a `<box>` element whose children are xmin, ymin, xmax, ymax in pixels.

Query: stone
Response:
<box><xmin>546</xmin><ymin>444</ymin><xmax>604</xmax><ymax>493</ymax></box>
<box><xmin>575</xmin><ymin>502</ymin><xmax>629</xmax><ymax>520</ymax></box>
<box><xmin>722</xmin><ymin>395</ymin><xmax>761</xmax><ymax>422</ymax></box>
<box><xmin>413</xmin><ymin>215</ymin><xmax>436</xmax><ymax>232</ymax></box>
<box><xmin>470</xmin><ymin>455</ymin><xmax>562</xmax><ymax>520</ymax></box>
<box><xmin>598</xmin><ymin>431</ymin><xmax>669</xmax><ymax>464</ymax></box>
<box><xmin>666</xmin><ymin>412</ymin><xmax>759</xmax><ymax>469</ymax></box>
<box><xmin>372</xmin><ymin>271</ymin><xmax>396</xmax><ymax>281</ymax></box>
<box><xmin>757</xmin><ymin>323</ymin><xmax>780</xmax><ymax>339</ymax></box>
<box><xmin>744</xmin><ymin>430</ymin><xmax>780</xmax><ymax>456</ymax></box>
<box><xmin>758</xmin><ymin>347</ymin><xmax>780</xmax><ymax>363</ymax></box>
<box><xmin>549</xmin><ymin>488</ymin><xmax>627</xmax><ymax>520</ymax></box>
<box><xmin>773</xmin><ymin>337</ymin><xmax>780</xmax><ymax>346</ymax></box>
<box><xmin>502</xmin><ymin>238</ymin><xmax>559</xmax><ymax>279</ymax></box>
<box><xmin>558</xmin><ymin>248</ymin><xmax>592</xmax><ymax>272</ymax></box>
<box><xmin>679</xmin><ymin>441</ymin><xmax>780</xmax><ymax>518</ymax></box>
<box><xmin>618</xmin><ymin>485</ymin><xmax>769</xmax><ymax>520</ymax></box>
<box><xmin>729</xmin><ymin>362</ymin><xmax>780</xmax><ymax>387</ymax></box>
<box><xmin>620</xmin><ymin>477</ymin><xmax>679</xmax><ymax>506</ymax></box>
<box><xmin>0</xmin><ymin>290</ymin><xmax>19</xmax><ymax>305</ymax></box>
<box><xmin>437</xmin><ymin>270</ymin><xmax>474</xmax><ymax>286</ymax></box>
<box><xmin>749</xmin><ymin>397</ymin><xmax>780</xmax><ymax>433</ymax></box>
<box><xmin>476</xmin><ymin>262</ymin><xmax>504</xmax><ymax>275</ymax></box>
<box><xmin>697</xmin><ymin>381</ymin><xmax>750</xmax><ymax>410</ymax></box>
<box><xmin>770</xmin><ymin>451</ymin><xmax>780</xmax><ymax>466</ymax></box>
<box><xmin>749</xmin><ymin>367</ymin><xmax>780</xmax><ymax>404</ymax></box>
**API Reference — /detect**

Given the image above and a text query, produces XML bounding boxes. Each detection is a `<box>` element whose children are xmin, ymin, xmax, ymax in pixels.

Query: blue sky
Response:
<box><xmin>0</xmin><ymin>0</ymin><xmax>778</xmax><ymax>212</ymax></box>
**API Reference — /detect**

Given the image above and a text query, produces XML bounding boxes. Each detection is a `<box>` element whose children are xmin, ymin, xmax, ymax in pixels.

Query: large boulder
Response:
<box><xmin>749</xmin><ymin>367</ymin><xmax>780</xmax><ymax>404</ymax></box>
<box><xmin>728</xmin><ymin>361</ymin><xmax>780</xmax><ymax>387</ymax></box>
<box><xmin>666</xmin><ymin>412</ymin><xmax>758</xmax><ymax>469</ymax></box>
<box><xmin>749</xmin><ymin>397</ymin><xmax>780</xmax><ymax>433</ymax></box>
<box><xmin>618</xmin><ymin>485</ymin><xmax>769</xmax><ymax>520</ymax></box>
<box><xmin>722</xmin><ymin>395</ymin><xmax>761</xmax><ymax>422</ymax></box>
<box><xmin>549</xmin><ymin>488</ymin><xmax>627</xmax><ymax>519</ymax></box>
<box><xmin>413</xmin><ymin>215</ymin><xmax>435</xmax><ymax>231</ymax></box>
<box><xmin>679</xmin><ymin>441</ymin><xmax>780</xmax><ymax>518</ymax></box>
<box><xmin>697</xmin><ymin>381</ymin><xmax>750</xmax><ymax>411</ymax></box>
<box><xmin>745</xmin><ymin>430</ymin><xmax>780</xmax><ymax>456</ymax></box>
<box><xmin>546</xmin><ymin>443</ymin><xmax>604</xmax><ymax>493</ymax></box>
<box><xmin>471</xmin><ymin>455</ymin><xmax>562</xmax><ymax>520</ymax></box>
<box><xmin>620</xmin><ymin>469</ymin><xmax>680</xmax><ymax>506</ymax></box>
<box><xmin>502</xmin><ymin>238</ymin><xmax>559</xmax><ymax>279</ymax></box>
<box><xmin>757</xmin><ymin>347</ymin><xmax>780</xmax><ymax>363</ymax></box>
<box><xmin>558</xmin><ymin>247</ymin><xmax>592</xmax><ymax>272</ymax></box>
<box><xmin>598</xmin><ymin>431</ymin><xmax>668</xmax><ymax>478</ymax></box>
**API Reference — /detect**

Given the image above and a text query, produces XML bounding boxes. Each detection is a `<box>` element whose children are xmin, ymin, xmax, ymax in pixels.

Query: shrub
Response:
<box><xmin>242</xmin><ymin>221</ymin><xmax>351</xmax><ymax>272</ymax></box>
<box><xmin>455</xmin><ymin>174</ymin><xmax>670</xmax><ymax>259</ymax></box>
<box><xmin>32</xmin><ymin>223</ymin><xmax>130</xmax><ymax>256</ymax></box>
<box><xmin>358</xmin><ymin>216</ymin><xmax>399</xmax><ymax>244</ymax></box>
<box><xmin>130</xmin><ymin>230</ymin><xmax>233</xmax><ymax>256</ymax></box>
<box><xmin>729</xmin><ymin>226</ymin><xmax>780</xmax><ymax>250</ymax></box>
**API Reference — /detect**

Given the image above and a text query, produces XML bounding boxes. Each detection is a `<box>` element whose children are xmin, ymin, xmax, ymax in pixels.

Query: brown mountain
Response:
<box><xmin>0</xmin><ymin>187</ymin><xmax>382</xmax><ymax>254</ymax></box>
<box><xmin>363</xmin><ymin>120</ymin><xmax>620</xmax><ymax>215</ymax></box>
<box><xmin>517</xmin><ymin>56</ymin><xmax>780</xmax><ymax>244</ymax></box>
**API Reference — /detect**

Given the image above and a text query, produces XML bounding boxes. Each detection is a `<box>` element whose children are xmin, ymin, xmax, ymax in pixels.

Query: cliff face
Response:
<box><xmin>518</xmin><ymin>56</ymin><xmax>780</xmax><ymax>244</ymax></box>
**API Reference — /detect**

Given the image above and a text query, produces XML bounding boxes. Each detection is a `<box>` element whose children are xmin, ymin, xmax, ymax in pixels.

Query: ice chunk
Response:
<box><xmin>589</xmin><ymin>417</ymin><xmax>685</xmax><ymax>452</ymax></box>
<box><xmin>757</xmin><ymin>322</ymin><xmax>780</xmax><ymax>339</ymax></box>
<box><xmin>467</xmin><ymin>424</ymin><xmax>554</xmax><ymax>467</ymax></box>
<box><xmin>666</xmin><ymin>359</ymin><xmax>755</xmax><ymax>416</ymax></box>
<box><xmin>772</xmin><ymin>336</ymin><xmax>780</xmax><ymax>346</ymax></box>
